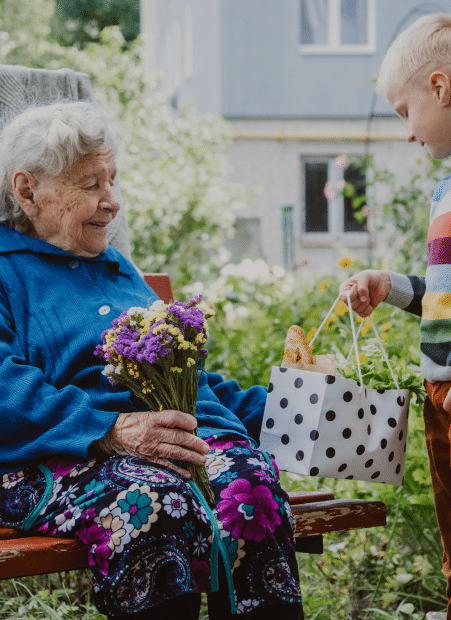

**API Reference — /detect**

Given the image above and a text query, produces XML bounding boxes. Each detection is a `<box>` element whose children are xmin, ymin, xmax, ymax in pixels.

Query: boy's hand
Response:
<box><xmin>339</xmin><ymin>270</ymin><xmax>391</xmax><ymax>317</ymax></box>
<box><xmin>444</xmin><ymin>387</ymin><xmax>451</xmax><ymax>413</ymax></box>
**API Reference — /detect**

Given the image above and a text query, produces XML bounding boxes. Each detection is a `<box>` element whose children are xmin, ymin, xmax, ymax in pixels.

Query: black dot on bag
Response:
<box><xmin>296</xmin><ymin>450</ymin><xmax>304</xmax><ymax>461</ymax></box>
<box><xmin>342</xmin><ymin>428</ymin><xmax>352</xmax><ymax>439</ymax></box>
<box><xmin>281</xmin><ymin>434</ymin><xmax>290</xmax><ymax>445</ymax></box>
<box><xmin>268</xmin><ymin>383</ymin><xmax>274</xmax><ymax>393</ymax></box>
<box><xmin>294</xmin><ymin>377</ymin><xmax>303</xmax><ymax>388</ymax></box>
<box><xmin>310</xmin><ymin>430</ymin><xmax>319</xmax><ymax>441</ymax></box>
<box><xmin>326</xmin><ymin>447</ymin><xmax>335</xmax><ymax>458</ymax></box>
<box><xmin>371</xmin><ymin>471</ymin><xmax>381</xmax><ymax>479</ymax></box>
<box><xmin>325</xmin><ymin>375</ymin><xmax>335</xmax><ymax>384</ymax></box>
<box><xmin>370</xmin><ymin>405</ymin><xmax>377</xmax><ymax>415</ymax></box>
<box><xmin>367</xmin><ymin>424</ymin><xmax>371</xmax><ymax>435</ymax></box>
<box><xmin>266</xmin><ymin>418</ymin><xmax>275</xmax><ymax>429</ymax></box>
<box><xmin>381</xmin><ymin>438</ymin><xmax>387</xmax><ymax>449</ymax></box>
<box><xmin>325</xmin><ymin>410</ymin><xmax>336</xmax><ymax>421</ymax></box>
<box><xmin>388</xmin><ymin>418</ymin><xmax>397</xmax><ymax>428</ymax></box>
<box><xmin>365</xmin><ymin>459</ymin><xmax>374</xmax><ymax>468</ymax></box>
<box><xmin>280</xmin><ymin>398</ymin><xmax>288</xmax><ymax>408</ymax></box>
<box><xmin>377</xmin><ymin>389</ymin><xmax>385</xmax><ymax>394</ymax></box>
<box><xmin>343</xmin><ymin>391</ymin><xmax>353</xmax><ymax>402</ymax></box>
<box><xmin>397</xmin><ymin>396</ymin><xmax>405</xmax><ymax>406</ymax></box>
<box><xmin>310</xmin><ymin>393</ymin><xmax>319</xmax><ymax>404</ymax></box>
<box><xmin>396</xmin><ymin>464</ymin><xmax>401</xmax><ymax>474</ymax></box>
<box><xmin>294</xmin><ymin>414</ymin><xmax>303</xmax><ymax>424</ymax></box>
<box><xmin>279</xmin><ymin>368</ymin><xmax>288</xmax><ymax>373</ymax></box>
<box><xmin>399</xmin><ymin>430</ymin><xmax>404</xmax><ymax>441</ymax></box>
<box><xmin>389</xmin><ymin>452</ymin><xmax>395</xmax><ymax>462</ymax></box>
<box><xmin>338</xmin><ymin>463</ymin><xmax>347</xmax><ymax>472</ymax></box>
<box><xmin>310</xmin><ymin>467</ymin><xmax>319</xmax><ymax>476</ymax></box>
<box><xmin>357</xmin><ymin>445</ymin><xmax>365</xmax><ymax>455</ymax></box>
<box><xmin>358</xmin><ymin>408</ymin><xmax>364</xmax><ymax>419</ymax></box>
<box><xmin>346</xmin><ymin>475</ymin><xmax>354</xmax><ymax>479</ymax></box>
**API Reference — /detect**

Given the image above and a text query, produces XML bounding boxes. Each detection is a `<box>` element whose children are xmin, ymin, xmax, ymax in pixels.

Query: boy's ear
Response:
<box><xmin>430</xmin><ymin>71</ymin><xmax>451</xmax><ymax>106</ymax></box>
<box><xmin>12</xmin><ymin>170</ymin><xmax>40</xmax><ymax>218</ymax></box>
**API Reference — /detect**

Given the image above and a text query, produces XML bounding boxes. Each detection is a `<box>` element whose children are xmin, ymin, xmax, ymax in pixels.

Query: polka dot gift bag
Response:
<box><xmin>259</xmin><ymin>293</ymin><xmax>410</xmax><ymax>485</ymax></box>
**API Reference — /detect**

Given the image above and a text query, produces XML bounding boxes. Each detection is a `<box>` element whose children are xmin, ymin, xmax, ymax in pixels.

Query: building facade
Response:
<box><xmin>140</xmin><ymin>0</ymin><xmax>447</xmax><ymax>273</ymax></box>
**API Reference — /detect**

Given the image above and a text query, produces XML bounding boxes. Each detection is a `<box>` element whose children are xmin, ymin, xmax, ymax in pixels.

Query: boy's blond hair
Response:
<box><xmin>376</xmin><ymin>12</ymin><xmax>451</xmax><ymax>100</ymax></box>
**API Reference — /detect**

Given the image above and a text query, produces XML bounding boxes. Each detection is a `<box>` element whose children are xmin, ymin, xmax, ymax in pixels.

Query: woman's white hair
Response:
<box><xmin>0</xmin><ymin>101</ymin><xmax>118</xmax><ymax>229</ymax></box>
<box><xmin>376</xmin><ymin>12</ymin><xmax>451</xmax><ymax>100</ymax></box>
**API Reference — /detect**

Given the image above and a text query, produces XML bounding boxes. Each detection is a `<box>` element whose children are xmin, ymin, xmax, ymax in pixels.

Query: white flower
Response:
<box><xmin>148</xmin><ymin>300</ymin><xmax>165</xmax><ymax>311</ymax></box>
<box><xmin>55</xmin><ymin>506</ymin><xmax>81</xmax><ymax>533</ymax></box>
<box><xmin>193</xmin><ymin>533</ymin><xmax>208</xmax><ymax>557</ymax></box>
<box><xmin>127</xmin><ymin>306</ymin><xmax>146</xmax><ymax>316</ymax></box>
<box><xmin>102</xmin><ymin>364</ymin><xmax>115</xmax><ymax>376</ymax></box>
<box><xmin>247</xmin><ymin>457</ymin><xmax>268</xmax><ymax>470</ymax></box>
<box><xmin>192</xmin><ymin>499</ymin><xmax>209</xmax><ymax>524</ymax></box>
<box><xmin>162</xmin><ymin>492</ymin><xmax>188</xmax><ymax>518</ymax></box>
<box><xmin>237</xmin><ymin>599</ymin><xmax>260</xmax><ymax>612</ymax></box>
<box><xmin>58</xmin><ymin>483</ymin><xmax>79</xmax><ymax>507</ymax></box>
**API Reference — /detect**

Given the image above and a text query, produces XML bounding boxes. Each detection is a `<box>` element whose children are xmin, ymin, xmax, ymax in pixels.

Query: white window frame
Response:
<box><xmin>301</xmin><ymin>155</ymin><xmax>369</xmax><ymax>246</ymax></box>
<box><xmin>300</xmin><ymin>0</ymin><xmax>376</xmax><ymax>55</ymax></box>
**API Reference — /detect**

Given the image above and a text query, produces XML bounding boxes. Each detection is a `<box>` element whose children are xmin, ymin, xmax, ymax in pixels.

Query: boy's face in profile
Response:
<box><xmin>387</xmin><ymin>72</ymin><xmax>451</xmax><ymax>160</ymax></box>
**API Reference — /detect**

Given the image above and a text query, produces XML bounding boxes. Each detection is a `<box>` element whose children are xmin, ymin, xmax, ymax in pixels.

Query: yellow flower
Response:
<box><xmin>306</xmin><ymin>328</ymin><xmax>317</xmax><ymax>342</ymax></box>
<box><xmin>361</xmin><ymin>316</ymin><xmax>371</xmax><ymax>335</ymax></box>
<box><xmin>337</xmin><ymin>256</ymin><xmax>356</xmax><ymax>269</ymax></box>
<box><xmin>380</xmin><ymin>333</ymin><xmax>387</xmax><ymax>341</ymax></box>
<box><xmin>334</xmin><ymin>300</ymin><xmax>349</xmax><ymax>316</ymax></box>
<box><xmin>359</xmin><ymin>354</ymin><xmax>368</xmax><ymax>362</ymax></box>
<box><xmin>381</xmin><ymin>321</ymin><xmax>392</xmax><ymax>331</ymax></box>
<box><xmin>170</xmin><ymin>367</ymin><xmax>183</xmax><ymax>373</ymax></box>
<box><xmin>324</xmin><ymin>314</ymin><xmax>337</xmax><ymax>331</ymax></box>
<box><xmin>319</xmin><ymin>279</ymin><xmax>330</xmax><ymax>291</ymax></box>
<box><xmin>186</xmin><ymin>358</ymin><xmax>196</xmax><ymax>367</ymax></box>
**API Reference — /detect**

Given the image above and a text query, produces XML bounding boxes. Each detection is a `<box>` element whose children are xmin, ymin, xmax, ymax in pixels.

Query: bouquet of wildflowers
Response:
<box><xmin>94</xmin><ymin>296</ymin><xmax>215</xmax><ymax>504</ymax></box>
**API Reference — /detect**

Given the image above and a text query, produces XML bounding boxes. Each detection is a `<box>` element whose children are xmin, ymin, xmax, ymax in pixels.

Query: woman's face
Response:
<box><xmin>15</xmin><ymin>147</ymin><xmax>120</xmax><ymax>257</ymax></box>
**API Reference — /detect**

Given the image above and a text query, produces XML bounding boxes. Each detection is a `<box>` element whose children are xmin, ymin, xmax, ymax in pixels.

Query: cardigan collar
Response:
<box><xmin>0</xmin><ymin>224</ymin><xmax>136</xmax><ymax>276</ymax></box>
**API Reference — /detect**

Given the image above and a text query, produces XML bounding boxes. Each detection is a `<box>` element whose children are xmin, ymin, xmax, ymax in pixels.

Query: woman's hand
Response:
<box><xmin>339</xmin><ymin>270</ymin><xmax>391</xmax><ymax>317</ymax></box>
<box><xmin>94</xmin><ymin>410</ymin><xmax>211</xmax><ymax>478</ymax></box>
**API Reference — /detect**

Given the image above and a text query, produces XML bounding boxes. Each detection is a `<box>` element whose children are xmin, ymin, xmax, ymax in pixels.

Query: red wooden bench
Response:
<box><xmin>0</xmin><ymin>273</ymin><xmax>386</xmax><ymax>579</ymax></box>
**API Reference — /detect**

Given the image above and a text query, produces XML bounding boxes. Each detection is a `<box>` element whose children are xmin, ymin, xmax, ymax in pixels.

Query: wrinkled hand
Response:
<box><xmin>94</xmin><ymin>410</ymin><xmax>210</xmax><ymax>478</ymax></box>
<box><xmin>339</xmin><ymin>269</ymin><xmax>391</xmax><ymax>317</ymax></box>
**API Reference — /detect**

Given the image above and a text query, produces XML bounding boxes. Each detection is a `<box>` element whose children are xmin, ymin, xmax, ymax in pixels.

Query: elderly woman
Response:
<box><xmin>0</xmin><ymin>102</ymin><xmax>303</xmax><ymax>620</ymax></box>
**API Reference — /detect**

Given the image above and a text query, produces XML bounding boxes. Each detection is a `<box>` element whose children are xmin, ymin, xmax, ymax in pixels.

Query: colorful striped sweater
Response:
<box><xmin>386</xmin><ymin>174</ymin><xmax>451</xmax><ymax>382</ymax></box>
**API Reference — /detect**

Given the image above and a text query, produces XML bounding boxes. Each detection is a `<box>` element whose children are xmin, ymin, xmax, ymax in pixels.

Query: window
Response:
<box><xmin>300</xmin><ymin>0</ymin><xmax>376</xmax><ymax>54</ymax></box>
<box><xmin>302</xmin><ymin>155</ymin><xmax>367</xmax><ymax>241</ymax></box>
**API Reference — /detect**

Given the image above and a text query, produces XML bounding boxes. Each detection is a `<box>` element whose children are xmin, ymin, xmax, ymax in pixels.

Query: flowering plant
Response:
<box><xmin>94</xmin><ymin>296</ymin><xmax>215</xmax><ymax>504</ymax></box>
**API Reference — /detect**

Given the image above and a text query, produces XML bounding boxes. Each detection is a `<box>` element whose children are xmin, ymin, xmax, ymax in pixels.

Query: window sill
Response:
<box><xmin>300</xmin><ymin>234</ymin><xmax>374</xmax><ymax>248</ymax></box>
<box><xmin>299</xmin><ymin>44</ymin><xmax>376</xmax><ymax>55</ymax></box>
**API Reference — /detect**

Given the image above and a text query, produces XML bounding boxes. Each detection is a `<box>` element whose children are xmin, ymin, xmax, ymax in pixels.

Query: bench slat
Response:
<box><xmin>291</xmin><ymin>499</ymin><xmax>386</xmax><ymax>537</ymax></box>
<box><xmin>0</xmin><ymin>535</ymin><xmax>89</xmax><ymax>579</ymax></box>
<box><xmin>0</xmin><ymin>498</ymin><xmax>386</xmax><ymax>579</ymax></box>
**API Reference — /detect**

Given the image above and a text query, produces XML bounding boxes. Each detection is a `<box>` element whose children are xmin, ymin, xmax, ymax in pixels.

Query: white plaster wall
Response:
<box><xmin>225</xmin><ymin>116</ymin><xmax>425</xmax><ymax>275</ymax></box>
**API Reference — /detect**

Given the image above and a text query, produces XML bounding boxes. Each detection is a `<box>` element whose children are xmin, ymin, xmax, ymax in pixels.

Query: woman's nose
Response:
<box><xmin>99</xmin><ymin>187</ymin><xmax>120</xmax><ymax>212</ymax></box>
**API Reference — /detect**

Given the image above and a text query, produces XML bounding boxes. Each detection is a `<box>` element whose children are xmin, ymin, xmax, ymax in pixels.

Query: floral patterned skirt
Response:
<box><xmin>0</xmin><ymin>435</ymin><xmax>302</xmax><ymax>616</ymax></box>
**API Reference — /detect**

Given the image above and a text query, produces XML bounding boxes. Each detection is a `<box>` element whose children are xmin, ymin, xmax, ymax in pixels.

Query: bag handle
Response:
<box><xmin>310</xmin><ymin>292</ymin><xmax>400</xmax><ymax>391</ymax></box>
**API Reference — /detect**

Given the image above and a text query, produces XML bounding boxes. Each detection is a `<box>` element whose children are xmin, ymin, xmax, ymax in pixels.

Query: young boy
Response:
<box><xmin>340</xmin><ymin>12</ymin><xmax>451</xmax><ymax>618</ymax></box>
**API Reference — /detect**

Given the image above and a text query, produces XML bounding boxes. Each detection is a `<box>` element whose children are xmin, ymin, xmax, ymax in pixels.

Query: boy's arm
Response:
<box><xmin>385</xmin><ymin>272</ymin><xmax>424</xmax><ymax>317</ymax></box>
<box><xmin>339</xmin><ymin>270</ymin><xmax>425</xmax><ymax>318</ymax></box>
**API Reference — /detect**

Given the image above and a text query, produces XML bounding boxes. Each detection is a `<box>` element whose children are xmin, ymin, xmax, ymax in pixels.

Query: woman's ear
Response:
<box><xmin>12</xmin><ymin>170</ymin><xmax>40</xmax><ymax>218</ymax></box>
<box><xmin>430</xmin><ymin>71</ymin><xmax>451</xmax><ymax>106</ymax></box>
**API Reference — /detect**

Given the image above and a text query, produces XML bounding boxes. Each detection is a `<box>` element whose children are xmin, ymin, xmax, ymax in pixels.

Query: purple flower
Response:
<box><xmin>216</xmin><ymin>478</ymin><xmax>281</xmax><ymax>542</ymax></box>
<box><xmin>77</xmin><ymin>522</ymin><xmax>111</xmax><ymax>575</ymax></box>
